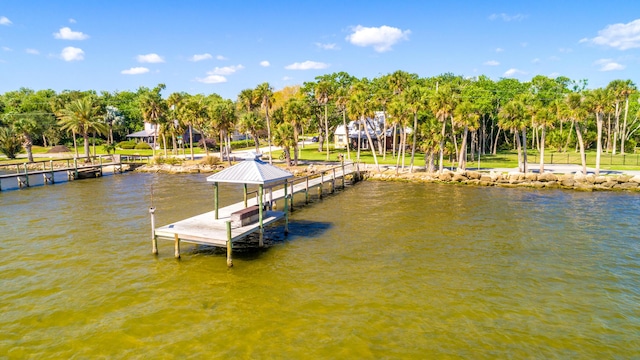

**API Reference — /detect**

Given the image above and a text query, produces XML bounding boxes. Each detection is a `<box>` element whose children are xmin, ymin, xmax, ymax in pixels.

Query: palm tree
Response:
<box><xmin>283</xmin><ymin>98</ymin><xmax>309</xmax><ymax>166</ymax></box>
<box><xmin>619</xmin><ymin>80</ymin><xmax>636</xmax><ymax>154</ymax></box>
<box><xmin>103</xmin><ymin>105</ymin><xmax>124</xmax><ymax>145</ymax></box>
<box><xmin>239</xmin><ymin>112</ymin><xmax>264</xmax><ymax>154</ymax></box>
<box><xmin>453</xmin><ymin>100</ymin><xmax>480</xmax><ymax>171</ymax></box>
<box><xmin>139</xmin><ymin>84</ymin><xmax>167</xmax><ymax>157</ymax></box>
<box><xmin>533</xmin><ymin>106</ymin><xmax>556</xmax><ymax>173</ymax></box>
<box><xmin>498</xmin><ymin>99</ymin><xmax>528</xmax><ymax>172</ymax></box>
<box><xmin>314</xmin><ymin>79</ymin><xmax>333</xmax><ymax>161</ymax></box>
<box><xmin>586</xmin><ymin>88</ymin><xmax>610</xmax><ymax>175</ymax></box>
<box><xmin>272</xmin><ymin>122</ymin><xmax>296</xmax><ymax>166</ymax></box>
<box><xmin>254</xmin><ymin>83</ymin><xmax>274</xmax><ymax>164</ymax></box>
<box><xmin>0</xmin><ymin>126</ymin><xmax>23</xmax><ymax>159</ymax></box>
<box><xmin>387</xmin><ymin>97</ymin><xmax>412</xmax><ymax>173</ymax></box>
<box><xmin>57</xmin><ymin>97</ymin><xmax>107</xmax><ymax>159</ymax></box>
<box><xmin>405</xmin><ymin>84</ymin><xmax>427</xmax><ymax>171</ymax></box>
<box><xmin>348</xmin><ymin>79</ymin><xmax>379</xmax><ymax>170</ymax></box>
<box><xmin>429</xmin><ymin>84</ymin><xmax>455</xmax><ymax>173</ymax></box>
<box><xmin>8</xmin><ymin>114</ymin><xmax>38</xmax><ymax>162</ymax></box>
<box><xmin>565</xmin><ymin>92</ymin><xmax>589</xmax><ymax>175</ymax></box>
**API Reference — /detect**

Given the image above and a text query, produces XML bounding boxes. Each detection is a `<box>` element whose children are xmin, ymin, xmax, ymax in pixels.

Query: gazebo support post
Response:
<box><xmin>243</xmin><ymin>183</ymin><xmax>248</xmax><ymax>207</ymax></box>
<box><xmin>214</xmin><ymin>182</ymin><xmax>219</xmax><ymax>220</ymax></box>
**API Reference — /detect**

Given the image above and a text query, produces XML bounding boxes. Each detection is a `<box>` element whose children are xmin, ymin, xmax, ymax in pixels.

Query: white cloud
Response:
<box><xmin>346</xmin><ymin>25</ymin><xmax>410</xmax><ymax>52</ymax></box>
<box><xmin>210</xmin><ymin>64</ymin><xmax>244</xmax><ymax>75</ymax></box>
<box><xmin>0</xmin><ymin>16</ymin><xmax>12</xmax><ymax>26</ymax></box>
<box><xmin>60</xmin><ymin>46</ymin><xmax>84</xmax><ymax>61</ymax></box>
<box><xmin>489</xmin><ymin>13</ymin><xmax>527</xmax><ymax>22</ymax></box>
<box><xmin>216</xmin><ymin>55</ymin><xmax>227</xmax><ymax>60</ymax></box>
<box><xmin>285</xmin><ymin>60</ymin><xmax>329</xmax><ymax>70</ymax></box>
<box><xmin>54</xmin><ymin>27</ymin><xmax>89</xmax><ymax>40</ymax></box>
<box><xmin>484</xmin><ymin>60</ymin><xmax>500</xmax><ymax>66</ymax></box>
<box><xmin>503</xmin><ymin>68</ymin><xmax>526</xmax><ymax>77</ymax></box>
<box><xmin>69</xmin><ymin>18</ymin><xmax>76</xmax><ymax>24</ymax></box>
<box><xmin>2</xmin><ymin>46</ymin><xmax>12</xmax><ymax>52</ymax></box>
<box><xmin>549</xmin><ymin>72</ymin><xmax>560</xmax><ymax>78</ymax></box>
<box><xmin>190</xmin><ymin>53</ymin><xmax>212</xmax><ymax>62</ymax></box>
<box><xmin>316</xmin><ymin>42</ymin><xmax>338</xmax><ymax>50</ymax></box>
<box><xmin>558</xmin><ymin>47</ymin><xmax>573</xmax><ymax>53</ymax></box>
<box><xmin>121</xmin><ymin>67</ymin><xmax>149</xmax><ymax>75</ymax></box>
<box><xmin>594</xmin><ymin>58</ymin><xmax>625</xmax><ymax>71</ymax></box>
<box><xmin>495</xmin><ymin>47</ymin><xmax>504</xmax><ymax>53</ymax></box>
<box><xmin>25</xmin><ymin>48</ymin><xmax>39</xmax><ymax>55</ymax></box>
<box><xmin>137</xmin><ymin>53</ymin><xmax>164</xmax><ymax>63</ymax></box>
<box><xmin>260</xmin><ymin>60</ymin><xmax>270</xmax><ymax>67</ymax></box>
<box><xmin>282</xmin><ymin>76</ymin><xmax>293</xmax><ymax>81</ymax></box>
<box><xmin>531</xmin><ymin>58</ymin><xmax>541</xmax><ymax>64</ymax></box>
<box><xmin>195</xmin><ymin>74</ymin><xmax>227</xmax><ymax>84</ymax></box>
<box><xmin>585</xmin><ymin>19</ymin><xmax>640</xmax><ymax>50</ymax></box>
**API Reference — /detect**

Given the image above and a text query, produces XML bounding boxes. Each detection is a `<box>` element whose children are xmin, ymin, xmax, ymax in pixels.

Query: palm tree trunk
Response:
<box><xmin>575</xmin><ymin>122</ymin><xmax>587</xmax><ymax>175</ymax></box>
<box><xmin>409</xmin><ymin>111</ymin><xmax>418</xmax><ymax>172</ymax></box>
<box><xmin>343</xmin><ymin>110</ymin><xmax>351</xmax><ymax>161</ymax></box>
<box><xmin>457</xmin><ymin>126</ymin><xmax>468</xmax><ymax>171</ymax></box>
<box><xmin>595</xmin><ymin>114</ymin><xmax>603</xmax><ymax>176</ymax></box>
<box><xmin>266</xmin><ymin>107</ymin><xmax>273</xmax><ymax>165</ymax></box>
<box><xmin>72</xmin><ymin>131</ymin><xmax>78</xmax><ymax>158</ymax></box>
<box><xmin>189</xmin><ymin>125</ymin><xmax>194</xmax><ymax>160</ymax></box>
<box><xmin>362</xmin><ymin>116</ymin><xmax>379</xmax><ymax>171</ymax></box>
<box><xmin>324</xmin><ymin>104</ymin><xmax>330</xmax><ymax>161</ymax></box>
<box><xmin>438</xmin><ymin>117</ymin><xmax>446</xmax><ymax>173</ymax></box>
<box><xmin>83</xmin><ymin>132</ymin><xmax>91</xmax><ymax>159</ymax></box>
<box><xmin>539</xmin><ymin>126</ymin><xmax>546</xmax><ymax>173</ymax></box>
<box><xmin>621</xmin><ymin>96</ymin><xmax>630</xmax><ymax>154</ymax></box>
<box><xmin>522</xmin><ymin>128</ymin><xmax>528</xmax><ymax>173</ymax></box>
<box><xmin>514</xmin><ymin>130</ymin><xmax>523</xmax><ymax>172</ymax></box>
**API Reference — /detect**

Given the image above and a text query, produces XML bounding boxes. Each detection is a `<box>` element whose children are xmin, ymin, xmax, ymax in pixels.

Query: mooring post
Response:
<box><xmin>258</xmin><ymin>185</ymin><xmax>264</xmax><ymax>247</ymax></box>
<box><xmin>49</xmin><ymin>160</ymin><xmax>55</xmax><ymax>184</ymax></box>
<box><xmin>331</xmin><ymin>168</ymin><xmax>336</xmax><ymax>193</ymax></box>
<box><xmin>290</xmin><ymin>181</ymin><xmax>294</xmax><ymax>211</ymax></box>
<box><xmin>284</xmin><ymin>184</ymin><xmax>289</xmax><ymax>235</ymax></box>
<box><xmin>214</xmin><ymin>182</ymin><xmax>219</xmax><ymax>220</ymax></box>
<box><xmin>73</xmin><ymin>158</ymin><xmax>78</xmax><ymax>180</ymax></box>
<box><xmin>174</xmin><ymin>233</ymin><xmax>180</xmax><ymax>259</ymax></box>
<box><xmin>150</xmin><ymin>207</ymin><xmax>158</xmax><ymax>254</ymax></box>
<box><xmin>226</xmin><ymin>221</ymin><xmax>233</xmax><ymax>267</ymax></box>
<box><xmin>305</xmin><ymin>177</ymin><xmax>309</xmax><ymax>204</ymax></box>
<box><xmin>23</xmin><ymin>163</ymin><xmax>29</xmax><ymax>188</ymax></box>
<box><xmin>341</xmin><ymin>160</ymin><xmax>345</xmax><ymax>188</ymax></box>
<box><xmin>318</xmin><ymin>172</ymin><xmax>323</xmax><ymax>199</ymax></box>
<box><xmin>99</xmin><ymin>156</ymin><xmax>103</xmax><ymax>176</ymax></box>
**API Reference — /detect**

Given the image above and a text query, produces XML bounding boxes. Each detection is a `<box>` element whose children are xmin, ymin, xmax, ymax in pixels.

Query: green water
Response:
<box><xmin>1</xmin><ymin>173</ymin><xmax>639</xmax><ymax>358</ymax></box>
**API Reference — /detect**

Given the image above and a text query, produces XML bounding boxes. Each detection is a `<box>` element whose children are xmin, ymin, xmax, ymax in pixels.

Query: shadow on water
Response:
<box><xmin>188</xmin><ymin>220</ymin><xmax>333</xmax><ymax>261</ymax></box>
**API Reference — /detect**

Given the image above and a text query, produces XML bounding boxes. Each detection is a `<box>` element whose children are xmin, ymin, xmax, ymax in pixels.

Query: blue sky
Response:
<box><xmin>1</xmin><ymin>0</ymin><xmax>639</xmax><ymax>99</ymax></box>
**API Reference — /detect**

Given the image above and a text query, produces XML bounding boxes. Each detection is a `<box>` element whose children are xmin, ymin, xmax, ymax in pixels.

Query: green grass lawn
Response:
<box><xmin>4</xmin><ymin>143</ymin><xmax>640</xmax><ymax>171</ymax></box>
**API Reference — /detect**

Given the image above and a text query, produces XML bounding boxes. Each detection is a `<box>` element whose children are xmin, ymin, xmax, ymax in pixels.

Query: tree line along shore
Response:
<box><xmin>1</xmin><ymin>71</ymin><xmax>638</xmax><ymax>180</ymax></box>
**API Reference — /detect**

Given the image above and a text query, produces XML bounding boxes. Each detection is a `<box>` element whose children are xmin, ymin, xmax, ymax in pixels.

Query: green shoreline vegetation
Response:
<box><xmin>1</xmin><ymin>72</ymin><xmax>639</xmax><ymax>177</ymax></box>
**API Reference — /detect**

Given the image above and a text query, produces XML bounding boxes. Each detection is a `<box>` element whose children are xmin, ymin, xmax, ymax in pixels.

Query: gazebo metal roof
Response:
<box><xmin>206</xmin><ymin>153</ymin><xmax>293</xmax><ymax>185</ymax></box>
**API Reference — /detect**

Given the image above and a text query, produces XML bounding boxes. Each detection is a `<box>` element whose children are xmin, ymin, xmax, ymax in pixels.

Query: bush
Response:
<box><xmin>0</xmin><ymin>127</ymin><xmax>23</xmax><ymax>159</ymax></box>
<box><xmin>117</xmin><ymin>140</ymin><xmax>136</xmax><ymax>149</ymax></box>
<box><xmin>198</xmin><ymin>138</ymin><xmax>216</xmax><ymax>149</ymax></box>
<box><xmin>153</xmin><ymin>156</ymin><xmax>182</xmax><ymax>165</ymax></box>
<box><xmin>201</xmin><ymin>155</ymin><xmax>221</xmax><ymax>166</ymax></box>
<box><xmin>134</xmin><ymin>142</ymin><xmax>152</xmax><ymax>150</ymax></box>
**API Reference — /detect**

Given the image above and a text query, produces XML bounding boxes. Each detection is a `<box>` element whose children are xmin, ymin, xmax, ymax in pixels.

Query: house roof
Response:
<box><xmin>206</xmin><ymin>153</ymin><xmax>293</xmax><ymax>185</ymax></box>
<box><xmin>126</xmin><ymin>129</ymin><xmax>156</xmax><ymax>138</ymax></box>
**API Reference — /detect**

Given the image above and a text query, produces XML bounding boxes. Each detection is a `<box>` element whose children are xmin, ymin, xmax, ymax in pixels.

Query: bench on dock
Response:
<box><xmin>230</xmin><ymin>205</ymin><xmax>260</xmax><ymax>227</ymax></box>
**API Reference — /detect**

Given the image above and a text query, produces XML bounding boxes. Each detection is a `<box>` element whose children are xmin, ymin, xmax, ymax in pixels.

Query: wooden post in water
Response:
<box><xmin>23</xmin><ymin>163</ymin><xmax>29</xmax><ymax>188</ymax></box>
<box><xmin>290</xmin><ymin>181</ymin><xmax>294</xmax><ymax>211</ymax></box>
<box><xmin>174</xmin><ymin>233</ymin><xmax>180</xmax><ymax>259</ymax></box>
<box><xmin>73</xmin><ymin>158</ymin><xmax>78</xmax><ymax>180</ymax></box>
<box><xmin>318</xmin><ymin>172</ymin><xmax>323</xmax><ymax>199</ymax></box>
<box><xmin>305</xmin><ymin>177</ymin><xmax>309</xmax><ymax>204</ymax></box>
<box><xmin>49</xmin><ymin>160</ymin><xmax>55</xmax><ymax>184</ymax></box>
<box><xmin>258</xmin><ymin>184</ymin><xmax>264</xmax><ymax>247</ymax></box>
<box><xmin>99</xmin><ymin>156</ymin><xmax>103</xmax><ymax>176</ymax></box>
<box><xmin>284</xmin><ymin>183</ymin><xmax>289</xmax><ymax>235</ymax></box>
<box><xmin>226</xmin><ymin>221</ymin><xmax>233</xmax><ymax>267</ymax></box>
<box><xmin>341</xmin><ymin>160</ymin><xmax>345</xmax><ymax>188</ymax></box>
<box><xmin>331</xmin><ymin>168</ymin><xmax>336</xmax><ymax>193</ymax></box>
<box><xmin>214</xmin><ymin>182</ymin><xmax>219</xmax><ymax>220</ymax></box>
<box><xmin>150</xmin><ymin>207</ymin><xmax>158</xmax><ymax>254</ymax></box>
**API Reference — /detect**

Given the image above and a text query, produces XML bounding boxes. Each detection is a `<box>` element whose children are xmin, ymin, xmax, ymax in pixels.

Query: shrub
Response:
<box><xmin>198</xmin><ymin>138</ymin><xmax>216</xmax><ymax>149</ymax></box>
<box><xmin>201</xmin><ymin>155</ymin><xmax>221</xmax><ymax>166</ymax></box>
<box><xmin>0</xmin><ymin>127</ymin><xmax>23</xmax><ymax>159</ymax></box>
<box><xmin>153</xmin><ymin>156</ymin><xmax>182</xmax><ymax>165</ymax></box>
<box><xmin>117</xmin><ymin>140</ymin><xmax>136</xmax><ymax>149</ymax></box>
<box><xmin>134</xmin><ymin>142</ymin><xmax>152</xmax><ymax>150</ymax></box>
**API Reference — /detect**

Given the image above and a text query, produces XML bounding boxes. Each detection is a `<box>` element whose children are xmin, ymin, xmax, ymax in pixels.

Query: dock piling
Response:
<box><xmin>150</xmin><ymin>207</ymin><xmax>158</xmax><ymax>254</ymax></box>
<box><xmin>174</xmin><ymin>233</ymin><xmax>180</xmax><ymax>259</ymax></box>
<box><xmin>226</xmin><ymin>221</ymin><xmax>233</xmax><ymax>267</ymax></box>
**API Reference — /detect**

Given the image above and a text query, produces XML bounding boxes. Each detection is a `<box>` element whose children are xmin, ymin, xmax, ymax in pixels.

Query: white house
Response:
<box><xmin>334</xmin><ymin>111</ymin><xmax>411</xmax><ymax>150</ymax></box>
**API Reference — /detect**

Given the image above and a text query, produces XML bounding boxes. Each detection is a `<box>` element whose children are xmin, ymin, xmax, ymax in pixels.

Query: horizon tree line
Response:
<box><xmin>0</xmin><ymin>72</ymin><xmax>638</xmax><ymax>175</ymax></box>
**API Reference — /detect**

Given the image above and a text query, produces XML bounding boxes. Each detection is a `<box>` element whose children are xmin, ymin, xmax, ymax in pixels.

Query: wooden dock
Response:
<box><xmin>152</xmin><ymin>161</ymin><xmax>359</xmax><ymax>265</ymax></box>
<box><xmin>0</xmin><ymin>155</ymin><xmax>125</xmax><ymax>191</ymax></box>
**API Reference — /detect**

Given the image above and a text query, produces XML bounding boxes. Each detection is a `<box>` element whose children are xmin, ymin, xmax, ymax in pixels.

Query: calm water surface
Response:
<box><xmin>1</xmin><ymin>172</ymin><xmax>639</xmax><ymax>358</ymax></box>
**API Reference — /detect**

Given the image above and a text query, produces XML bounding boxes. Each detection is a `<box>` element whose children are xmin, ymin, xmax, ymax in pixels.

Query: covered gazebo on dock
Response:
<box><xmin>153</xmin><ymin>153</ymin><xmax>294</xmax><ymax>267</ymax></box>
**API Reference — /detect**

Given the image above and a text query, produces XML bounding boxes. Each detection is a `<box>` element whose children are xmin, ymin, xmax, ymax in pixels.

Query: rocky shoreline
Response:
<box><xmin>366</xmin><ymin>169</ymin><xmax>640</xmax><ymax>192</ymax></box>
